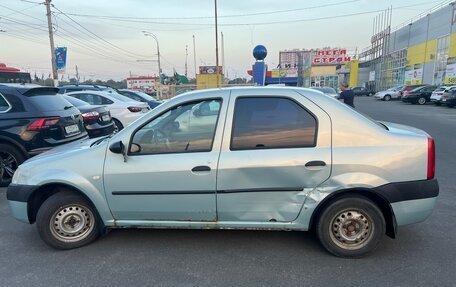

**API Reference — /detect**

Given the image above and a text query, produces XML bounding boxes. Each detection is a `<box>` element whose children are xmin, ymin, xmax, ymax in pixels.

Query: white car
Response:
<box><xmin>430</xmin><ymin>86</ymin><xmax>454</xmax><ymax>105</ymax></box>
<box><xmin>311</xmin><ymin>87</ymin><xmax>339</xmax><ymax>98</ymax></box>
<box><xmin>374</xmin><ymin>86</ymin><xmax>403</xmax><ymax>101</ymax></box>
<box><xmin>66</xmin><ymin>91</ymin><xmax>149</xmax><ymax>130</ymax></box>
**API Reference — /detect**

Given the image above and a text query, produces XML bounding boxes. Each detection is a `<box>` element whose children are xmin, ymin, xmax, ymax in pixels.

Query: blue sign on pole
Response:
<box><xmin>55</xmin><ymin>47</ymin><xmax>67</xmax><ymax>74</ymax></box>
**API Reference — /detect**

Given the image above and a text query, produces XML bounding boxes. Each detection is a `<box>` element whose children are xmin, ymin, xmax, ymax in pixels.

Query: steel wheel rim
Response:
<box><xmin>329</xmin><ymin>209</ymin><xmax>374</xmax><ymax>250</ymax></box>
<box><xmin>50</xmin><ymin>204</ymin><xmax>95</xmax><ymax>243</ymax></box>
<box><xmin>0</xmin><ymin>151</ymin><xmax>18</xmax><ymax>183</ymax></box>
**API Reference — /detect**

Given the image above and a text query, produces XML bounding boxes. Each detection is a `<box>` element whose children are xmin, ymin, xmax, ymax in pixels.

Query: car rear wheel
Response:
<box><xmin>316</xmin><ymin>196</ymin><xmax>385</xmax><ymax>258</ymax></box>
<box><xmin>36</xmin><ymin>192</ymin><xmax>102</xmax><ymax>249</ymax></box>
<box><xmin>384</xmin><ymin>95</ymin><xmax>391</xmax><ymax>101</ymax></box>
<box><xmin>0</xmin><ymin>144</ymin><xmax>25</xmax><ymax>187</ymax></box>
<box><xmin>112</xmin><ymin>118</ymin><xmax>124</xmax><ymax>132</ymax></box>
<box><xmin>418</xmin><ymin>97</ymin><xmax>427</xmax><ymax>105</ymax></box>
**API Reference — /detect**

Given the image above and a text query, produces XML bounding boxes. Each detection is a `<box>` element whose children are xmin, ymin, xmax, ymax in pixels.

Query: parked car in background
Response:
<box><xmin>399</xmin><ymin>84</ymin><xmax>425</xmax><ymax>98</ymax></box>
<box><xmin>351</xmin><ymin>86</ymin><xmax>373</xmax><ymax>96</ymax></box>
<box><xmin>401</xmin><ymin>85</ymin><xmax>437</xmax><ymax>105</ymax></box>
<box><xmin>0</xmin><ymin>84</ymin><xmax>86</xmax><ymax>186</ymax></box>
<box><xmin>58</xmin><ymin>84</ymin><xmax>117</xmax><ymax>94</ymax></box>
<box><xmin>311</xmin><ymin>86</ymin><xmax>339</xmax><ymax>98</ymax></box>
<box><xmin>118</xmin><ymin>89</ymin><xmax>162</xmax><ymax>109</ymax></box>
<box><xmin>441</xmin><ymin>87</ymin><xmax>456</xmax><ymax>107</ymax></box>
<box><xmin>65</xmin><ymin>91</ymin><xmax>149</xmax><ymax>130</ymax></box>
<box><xmin>63</xmin><ymin>95</ymin><xmax>115</xmax><ymax>138</ymax></box>
<box><xmin>7</xmin><ymin>87</ymin><xmax>438</xmax><ymax>258</ymax></box>
<box><xmin>430</xmin><ymin>86</ymin><xmax>454</xmax><ymax>105</ymax></box>
<box><xmin>373</xmin><ymin>86</ymin><xmax>403</xmax><ymax>101</ymax></box>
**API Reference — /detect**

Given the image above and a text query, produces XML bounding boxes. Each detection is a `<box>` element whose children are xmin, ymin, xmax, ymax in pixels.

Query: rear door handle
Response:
<box><xmin>192</xmin><ymin>166</ymin><xmax>211</xmax><ymax>172</ymax></box>
<box><xmin>305</xmin><ymin>161</ymin><xmax>326</xmax><ymax>167</ymax></box>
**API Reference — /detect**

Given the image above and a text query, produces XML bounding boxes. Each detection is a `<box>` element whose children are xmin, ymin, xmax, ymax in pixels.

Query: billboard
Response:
<box><xmin>444</xmin><ymin>57</ymin><xmax>456</xmax><ymax>85</ymax></box>
<box><xmin>404</xmin><ymin>64</ymin><xmax>423</xmax><ymax>85</ymax></box>
<box><xmin>278</xmin><ymin>50</ymin><xmax>311</xmax><ymax>77</ymax></box>
<box><xmin>199</xmin><ymin>66</ymin><xmax>222</xmax><ymax>75</ymax></box>
<box><xmin>312</xmin><ymin>49</ymin><xmax>351</xmax><ymax>65</ymax></box>
<box><xmin>55</xmin><ymin>47</ymin><xmax>67</xmax><ymax>74</ymax></box>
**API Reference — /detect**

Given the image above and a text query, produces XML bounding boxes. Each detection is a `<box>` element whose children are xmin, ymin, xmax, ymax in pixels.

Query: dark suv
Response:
<box><xmin>0</xmin><ymin>84</ymin><xmax>87</xmax><ymax>186</ymax></box>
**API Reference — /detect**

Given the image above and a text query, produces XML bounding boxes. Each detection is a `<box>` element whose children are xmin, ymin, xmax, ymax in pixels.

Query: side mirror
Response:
<box><xmin>109</xmin><ymin>141</ymin><xmax>127</xmax><ymax>162</ymax></box>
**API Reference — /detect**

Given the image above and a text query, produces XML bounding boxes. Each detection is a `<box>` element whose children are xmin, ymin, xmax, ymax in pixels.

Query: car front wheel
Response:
<box><xmin>384</xmin><ymin>95</ymin><xmax>391</xmax><ymax>101</ymax></box>
<box><xmin>36</xmin><ymin>192</ymin><xmax>102</xmax><ymax>249</ymax></box>
<box><xmin>316</xmin><ymin>196</ymin><xmax>385</xmax><ymax>258</ymax></box>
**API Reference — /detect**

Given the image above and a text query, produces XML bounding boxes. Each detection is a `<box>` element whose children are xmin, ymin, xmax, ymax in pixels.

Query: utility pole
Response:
<box><xmin>185</xmin><ymin>45</ymin><xmax>188</xmax><ymax>77</ymax></box>
<box><xmin>193</xmin><ymin>35</ymin><xmax>197</xmax><ymax>78</ymax></box>
<box><xmin>221</xmin><ymin>31</ymin><xmax>225</xmax><ymax>77</ymax></box>
<box><xmin>75</xmin><ymin>65</ymin><xmax>79</xmax><ymax>84</ymax></box>
<box><xmin>214</xmin><ymin>0</ymin><xmax>220</xmax><ymax>87</ymax></box>
<box><xmin>45</xmin><ymin>0</ymin><xmax>58</xmax><ymax>87</ymax></box>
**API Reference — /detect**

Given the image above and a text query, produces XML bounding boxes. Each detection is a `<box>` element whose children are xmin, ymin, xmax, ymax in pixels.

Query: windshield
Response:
<box><xmin>133</xmin><ymin>90</ymin><xmax>157</xmax><ymax>101</ymax></box>
<box><xmin>63</xmin><ymin>95</ymin><xmax>89</xmax><ymax>107</ymax></box>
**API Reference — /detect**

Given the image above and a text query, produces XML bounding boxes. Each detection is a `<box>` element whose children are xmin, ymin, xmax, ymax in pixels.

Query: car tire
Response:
<box><xmin>0</xmin><ymin>143</ymin><xmax>25</xmax><ymax>187</ymax></box>
<box><xmin>36</xmin><ymin>192</ymin><xmax>102</xmax><ymax>250</ymax></box>
<box><xmin>316</xmin><ymin>196</ymin><xmax>385</xmax><ymax>258</ymax></box>
<box><xmin>417</xmin><ymin>97</ymin><xmax>426</xmax><ymax>105</ymax></box>
<box><xmin>384</xmin><ymin>95</ymin><xmax>391</xmax><ymax>101</ymax></box>
<box><xmin>112</xmin><ymin>118</ymin><xmax>124</xmax><ymax>132</ymax></box>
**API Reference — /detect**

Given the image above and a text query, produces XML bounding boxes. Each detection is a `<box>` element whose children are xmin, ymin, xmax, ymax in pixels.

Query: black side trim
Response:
<box><xmin>373</xmin><ymin>179</ymin><xmax>439</xmax><ymax>203</ymax></box>
<box><xmin>6</xmin><ymin>184</ymin><xmax>38</xmax><ymax>202</ymax></box>
<box><xmin>112</xmin><ymin>191</ymin><xmax>214</xmax><ymax>195</ymax></box>
<box><xmin>218</xmin><ymin>187</ymin><xmax>303</xmax><ymax>194</ymax></box>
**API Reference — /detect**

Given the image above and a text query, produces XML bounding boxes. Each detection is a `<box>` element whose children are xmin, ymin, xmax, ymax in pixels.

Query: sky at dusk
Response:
<box><xmin>0</xmin><ymin>0</ymin><xmax>448</xmax><ymax>80</ymax></box>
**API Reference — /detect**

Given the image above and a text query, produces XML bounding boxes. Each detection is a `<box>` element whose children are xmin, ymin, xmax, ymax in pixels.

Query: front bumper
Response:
<box><xmin>6</xmin><ymin>184</ymin><xmax>39</xmax><ymax>224</ymax></box>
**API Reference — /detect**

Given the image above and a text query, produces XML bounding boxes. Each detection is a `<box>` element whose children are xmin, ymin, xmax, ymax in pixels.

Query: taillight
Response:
<box><xmin>427</xmin><ymin>137</ymin><xmax>435</xmax><ymax>180</ymax></box>
<box><xmin>81</xmin><ymin>111</ymin><xmax>99</xmax><ymax>121</ymax></box>
<box><xmin>128</xmin><ymin>106</ymin><xmax>142</xmax><ymax>112</ymax></box>
<box><xmin>27</xmin><ymin>117</ymin><xmax>60</xmax><ymax>131</ymax></box>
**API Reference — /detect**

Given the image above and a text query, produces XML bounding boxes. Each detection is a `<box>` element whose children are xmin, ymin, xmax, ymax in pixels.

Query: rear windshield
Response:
<box><xmin>28</xmin><ymin>94</ymin><xmax>73</xmax><ymax>112</ymax></box>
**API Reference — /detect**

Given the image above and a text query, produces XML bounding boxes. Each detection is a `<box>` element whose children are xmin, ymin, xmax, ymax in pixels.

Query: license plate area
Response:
<box><xmin>65</xmin><ymin>124</ymin><xmax>80</xmax><ymax>135</ymax></box>
<box><xmin>102</xmin><ymin>114</ymin><xmax>111</xmax><ymax>122</ymax></box>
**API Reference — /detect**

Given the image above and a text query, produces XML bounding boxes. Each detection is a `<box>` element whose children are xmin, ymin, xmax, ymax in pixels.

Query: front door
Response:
<box><xmin>216</xmin><ymin>89</ymin><xmax>332</xmax><ymax>222</ymax></box>
<box><xmin>103</xmin><ymin>96</ymin><xmax>227</xmax><ymax>221</ymax></box>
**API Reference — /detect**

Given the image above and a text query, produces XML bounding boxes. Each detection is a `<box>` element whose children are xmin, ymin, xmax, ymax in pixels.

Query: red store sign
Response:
<box><xmin>312</xmin><ymin>49</ymin><xmax>351</xmax><ymax>65</ymax></box>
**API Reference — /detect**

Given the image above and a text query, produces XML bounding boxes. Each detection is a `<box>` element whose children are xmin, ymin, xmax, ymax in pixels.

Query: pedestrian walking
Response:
<box><xmin>339</xmin><ymin>83</ymin><xmax>355</xmax><ymax>108</ymax></box>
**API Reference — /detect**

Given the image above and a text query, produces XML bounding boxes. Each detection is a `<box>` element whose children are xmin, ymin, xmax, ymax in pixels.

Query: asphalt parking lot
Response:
<box><xmin>1</xmin><ymin>97</ymin><xmax>455</xmax><ymax>287</ymax></box>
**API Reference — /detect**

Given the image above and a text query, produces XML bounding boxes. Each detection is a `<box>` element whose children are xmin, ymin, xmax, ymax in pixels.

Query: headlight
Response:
<box><xmin>11</xmin><ymin>167</ymin><xmax>30</xmax><ymax>185</ymax></box>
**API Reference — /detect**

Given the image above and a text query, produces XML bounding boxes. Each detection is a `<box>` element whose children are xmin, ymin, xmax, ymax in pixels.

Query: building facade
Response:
<box><xmin>359</xmin><ymin>1</ymin><xmax>456</xmax><ymax>91</ymax></box>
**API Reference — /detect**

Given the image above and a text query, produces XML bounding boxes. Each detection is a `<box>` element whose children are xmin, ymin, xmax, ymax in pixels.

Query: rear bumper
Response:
<box><xmin>374</xmin><ymin>179</ymin><xmax>439</xmax><ymax>226</ymax></box>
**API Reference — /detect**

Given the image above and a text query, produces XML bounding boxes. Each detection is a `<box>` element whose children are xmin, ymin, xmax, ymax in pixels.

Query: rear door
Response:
<box><xmin>216</xmin><ymin>89</ymin><xmax>332</xmax><ymax>222</ymax></box>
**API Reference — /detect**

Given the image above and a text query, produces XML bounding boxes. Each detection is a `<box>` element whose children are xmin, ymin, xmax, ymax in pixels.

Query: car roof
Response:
<box><xmin>0</xmin><ymin>84</ymin><xmax>59</xmax><ymax>95</ymax></box>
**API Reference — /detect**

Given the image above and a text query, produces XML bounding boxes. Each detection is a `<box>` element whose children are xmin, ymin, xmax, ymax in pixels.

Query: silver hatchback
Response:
<box><xmin>7</xmin><ymin>87</ymin><xmax>438</xmax><ymax>257</ymax></box>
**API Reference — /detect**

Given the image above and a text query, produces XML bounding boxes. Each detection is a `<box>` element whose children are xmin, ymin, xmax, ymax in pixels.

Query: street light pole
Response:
<box><xmin>214</xmin><ymin>0</ymin><xmax>220</xmax><ymax>87</ymax></box>
<box><xmin>142</xmin><ymin>31</ymin><xmax>162</xmax><ymax>99</ymax></box>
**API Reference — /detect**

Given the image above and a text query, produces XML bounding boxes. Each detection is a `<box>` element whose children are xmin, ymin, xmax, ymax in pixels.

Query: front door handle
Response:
<box><xmin>192</xmin><ymin>166</ymin><xmax>211</xmax><ymax>172</ymax></box>
<box><xmin>305</xmin><ymin>161</ymin><xmax>326</xmax><ymax>167</ymax></box>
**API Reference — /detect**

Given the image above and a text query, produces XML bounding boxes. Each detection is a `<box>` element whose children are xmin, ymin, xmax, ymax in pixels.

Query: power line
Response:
<box><xmin>63</xmin><ymin>0</ymin><xmax>360</xmax><ymax>20</ymax></box>
<box><xmin>51</xmin><ymin>4</ymin><xmax>151</xmax><ymax>58</ymax></box>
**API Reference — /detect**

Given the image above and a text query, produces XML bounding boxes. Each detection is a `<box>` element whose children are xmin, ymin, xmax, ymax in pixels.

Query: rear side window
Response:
<box><xmin>231</xmin><ymin>97</ymin><xmax>317</xmax><ymax>150</ymax></box>
<box><xmin>0</xmin><ymin>94</ymin><xmax>11</xmax><ymax>112</ymax></box>
<box><xmin>73</xmin><ymin>93</ymin><xmax>113</xmax><ymax>105</ymax></box>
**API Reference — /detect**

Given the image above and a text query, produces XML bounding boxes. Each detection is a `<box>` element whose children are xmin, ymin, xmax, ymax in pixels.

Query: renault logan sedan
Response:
<box><xmin>6</xmin><ymin>87</ymin><xmax>438</xmax><ymax>258</ymax></box>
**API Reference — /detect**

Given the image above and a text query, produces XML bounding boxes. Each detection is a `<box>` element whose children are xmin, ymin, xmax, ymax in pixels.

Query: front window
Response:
<box><xmin>130</xmin><ymin>99</ymin><xmax>221</xmax><ymax>154</ymax></box>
